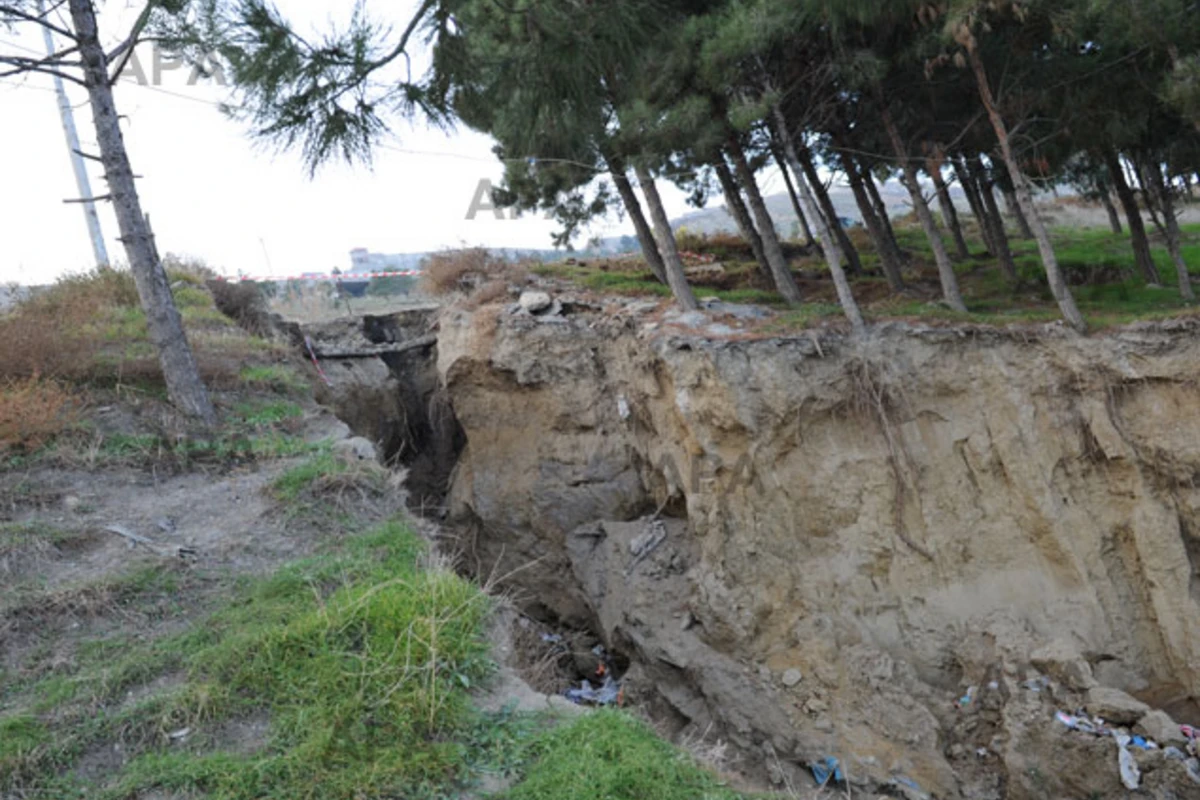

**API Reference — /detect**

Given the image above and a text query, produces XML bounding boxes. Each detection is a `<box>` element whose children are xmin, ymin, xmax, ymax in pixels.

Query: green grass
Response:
<box><xmin>0</xmin><ymin>521</ymin><xmax>76</xmax><ymax>555</ymax></box>
<box><xmin>233</xmin><ymin>399</ymin><xmax>304</xmax><ymax>427</ymax></box>
<box><xmin>0</xmin><ymin>520</ymin><xmax>496</xmax><ymax>799</ymax></box>
<box><xmin>269</xmin><ymin>452</ymin><xmax>351</xmax><ymax>501</ymax></box>
<box><xmin>239</xmin><ymin>364</ymin><xmax>308</xmax><ymax>394</ymax></box>
<box><xmin>503</xmin><ymin>710</ymin><xmax>748</xmax><ymax>800</ymax></box>
<box><xmin>542</xmin><ymin>217</ymin><xmax>1200</xmax><ymax>331</ymax></box>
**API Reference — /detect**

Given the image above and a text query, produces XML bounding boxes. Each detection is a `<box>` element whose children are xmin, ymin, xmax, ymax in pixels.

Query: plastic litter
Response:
<box><xmin>958</xmin><ymin>686</ymin><xmax>976</xmax><ymax>707</ymax></box>
<box><xmin>540</xmin><ymin>633</ymin><xmax>563</xmax><ymax>644</ymax></box>
<box><xmin>565</xmin><ymin>675</ymin><xmax>622</xmax><ymax>706</ymax></box>
<box><xmin>1055</xmin><ymin>710</ymin><xmax>1104</xmax><ymax>735</ymax></box>
<box><xmin>1114</xmin><ymin>733</ymin><xmax>1141</xmax><ymax>790</ymax></box>
<box><xmin>892</xmin><ymin>774</ymin><xmax>926</xmax><ymax>797</ymax></box>
<box><xmin>1164</xmin><ymin>746</ymin><xmax>1187</xmax><ymax>761</ymax></box>
<box><xmin>809</xmin><ymin>756</ymin><xmax>844</xmax><ymax>786</ymax></box>
<box><xmin>1129</xmin><ymin>735</ymin><xmax>1156</xmax><ymax>750</ymax></box>
<box><xmin>1021</xmin><ymin>675</ymin><xmax>1050</xmax><ymax>692</ymax></box>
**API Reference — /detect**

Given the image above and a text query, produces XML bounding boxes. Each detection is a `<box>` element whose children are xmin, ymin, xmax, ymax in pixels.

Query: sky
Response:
<box><xmin>0</xmin><ymin>1</ymin><xmax>770</xmax><ymax>285</ymax></box>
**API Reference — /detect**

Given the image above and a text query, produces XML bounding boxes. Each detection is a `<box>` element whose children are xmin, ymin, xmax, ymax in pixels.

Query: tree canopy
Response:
<box><xmin>183</xmin><ymin>0</ymin><xmax>1200</xmax><ymax>332</ymax></box>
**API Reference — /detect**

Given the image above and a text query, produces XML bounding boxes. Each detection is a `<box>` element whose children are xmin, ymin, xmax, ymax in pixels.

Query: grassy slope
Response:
<box><xmin>1</xmin><ymin>456</ymin><xmax>753</xmax><ymax>800</ymax></box>
<box><xmin>536</xmin><ymin>218</ymin><xmax>1200</xmax><ymax>332</ymax></box>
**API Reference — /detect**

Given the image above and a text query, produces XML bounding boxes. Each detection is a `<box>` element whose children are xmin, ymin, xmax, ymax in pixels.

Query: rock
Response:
<box><xmin>1135</xmin><ymin>709</ymin><xmax>1187</xmax><ymax>745</ymax></box>
<box><xmin>1086</xmin><ymin>686</ymin><xmax>1151</xmax><ymax>724</ymax></box>
<box><xmin>781</xmin><ymin>668</ymin><xmax>803</xmax><ymax>688</ymax></box>
<box><xmin>1030</xmin><ymin>640</ymin><xmax>1097</xmax><ymax>691</ymax></box>
<box><xmin>625</xmin><ymin>300</ymin><xmax>661</xmax><ymax>315</ymax></box>
<box><xmin>332</xmin><ymin>436</ymin><xmax>378</xmax><ymax>463</ymax></box>
<box><xmin>518</xmin><ymin>291</ymin><xmax>552</xmax><ymax>314</ymax></box>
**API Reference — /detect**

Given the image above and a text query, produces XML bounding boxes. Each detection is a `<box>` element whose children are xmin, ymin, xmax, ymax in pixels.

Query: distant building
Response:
<box><xmin>349</xmin><ymin>248</ymin><xmax>424</xmax><ymax>274</ymax></box>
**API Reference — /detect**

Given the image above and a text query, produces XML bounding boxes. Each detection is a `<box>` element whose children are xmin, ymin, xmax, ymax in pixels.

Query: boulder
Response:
<box><xmin>1134</xmin><ymin>709</ymin><xmax>1187</xmax><ymax>745</ymax></box>
<box><xmin>1030</xmin><ymin>640</ymin><xmax>1098</xmax><ymax>691</ymax></box>
<box><xmin>518</xmin><ymin>291</ymin><xmax>552</xmax><ymax>314</ymax></box>
<box><xmin>332</xmin><ymin>436</ymin><xmax>378</xmax><ymax>463</ymax></box>
<box><xmin>1086</xmin><ymin>686</ymin><xmax>1151</xmax><ymax>725</ymax></box>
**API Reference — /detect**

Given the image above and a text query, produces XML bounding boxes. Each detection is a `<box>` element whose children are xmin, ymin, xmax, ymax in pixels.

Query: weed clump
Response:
<box><xmin>0</xmin><ymin>377</ymin><xmax>79</xmax><ymax>454</ymax></box>
<box><xmin>505</xmin><ymin>710</ymin><xmax>747</xmax><ymax>800</ymax></box>
<box><xmin>421</xmin><ymin>248</ymin><xmax>526</xmax><ymax>298</ymax></box>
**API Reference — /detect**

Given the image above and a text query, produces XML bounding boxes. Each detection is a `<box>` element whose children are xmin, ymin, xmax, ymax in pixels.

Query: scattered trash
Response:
<box><xmin>1129</xmin><ymin>735</ymin><xmax>1157</xmax><ymax>750</ymax></box>
<box><xmin>1115</xmin><ymin>733</ymin><xmax>1141</xmax><ymax>790</ymax></box>
<box><xmin>958</xmin><ymin>686</ymin><xmax>977</xmax><ymax>707</ymax></box>
<box><xmin>976</xmin><ymin>747</ymin><xmax>989</xmax><ymax>758</ymax></box>
<box><xmin>1021</xmin><ymin>676</ymin><xmax>1050</xmax><ymax>692</ymax></box>
<box><xmin>168</xmin><ymin>727</ymin><xmax>190</xmax><ymax>741</ymax></box>
<box><xmin>987</xmin><ymin>680</ymin><xmax>1000</xmax><ymax>691</ymax></box>
<box><xmin>617</xmin><ymin>396</ymin><xmax>631</xmax><ymax>421</ymax></box>
<box><xmin>809</xmin><ymin>756</ymin><xmax>844</xmax><ymax>786</ymax></box>
<box><xmin>540</xmin><ymin>633</ymin><xmax>563</xmax><ymax>644</ymax></box>
<box><xmin>565</xmin><ymin>675</ymin><xmax>622</xmax><ymax>706</ymax></box>
<box><xmin>891</xmin><ymin>774</ymin><xmax>928</xmax><ymax>799</ymax></box>
<box><xmin>1164</xmin><ymin>746</ymin><xmax>1187</xmax><ymax>761</ymax></box>
<box><xmin>1055</xmin><ymin>710</ymin><xmax>1105</xmax><ymax>735</ymax></box>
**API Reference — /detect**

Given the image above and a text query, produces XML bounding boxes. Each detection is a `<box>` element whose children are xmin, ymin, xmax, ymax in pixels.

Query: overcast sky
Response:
<box><xmin>0</xmin><ymin>1</ymin><xmax>769</xmax><ymax>285</ymax></box>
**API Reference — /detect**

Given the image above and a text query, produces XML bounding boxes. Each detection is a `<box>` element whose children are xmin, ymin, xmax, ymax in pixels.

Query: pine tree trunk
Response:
<box><xmin>1143</xmin><ymin>162</ymin><xmax>1195</xmax><ymax>302</ymax></box>
<box><xmin>771</xmin><ymin>106</ymin><xmax>865</xmax><ymax>332</ymax></box>
<box><xmin>952</xmin><ymin>155</ymin><xmax>994</xmax><ymax>255</ymax></box>
<box><xmin>798</xmin><ymin>145</ymin><xmax>862</xmax><ymax>275</ymax></box>
<box><xmin>1133</xmin><ymin>159</ymin><xmax>1168</xmax><ymax>237</ymax></box>
<box><xmin>633</xmin><ymin>165</ymin><xmax>697</xmax><ymax>310</ymax></box>
<box><xmin>69</xmin><ymin>0</ymin><xmax>215</xmax><ymax>425</ymax></box>
<box><xmin>714</xmin><ymin>158</ymin><xmax>772</xmax><ymax>282</ymax></box>
<box><xmin>928</xmin><ymin>157</ymin><xmax>970</xmax><ymax>260</ymax></box>
<box><xmin>842</xmin><ymin>143</ymin><xmax>904</xmax><ymax>291</ymax></box>
<box><xmin>879</xmin><ymin>105</ymin><xmax>967</xmax><ymax>312</ymax></box>
<box><xmin>1100</xmin><ymin>185</ymin><xmax>1123</xmax><ymax>234</ymax></box>
<box><xmin>864</xmin><ymin>165</ymin><xmax>897</xmax><ymax>246</ymax></box>
<box><xmin>967</xmin><ymin>44</ymin><xmax>1085</xmax><ymax>332</ymax></box>
<box><xmin>726</xmin><ymin>137</ymin><xmax>802</xmax><ymax>305</ymax></box>
<box><xmin>772</xmin><ymin>143</ymin><xmax>815</xmax><ymax>246</ymax></box>
<box><xmin>969</xmin><ymin>158</ymin><xmax>1018</xmax><ymax>283</ymax></box>
<box><xmin>1105</xmin><ymin>148</ymin><xmax>1161</xmax><ymax>284</ymax></box>
<box><xmin>608</xmin><ymin>158</ymin><xmax>668</xmax><ymax>284</ymax></box>
<box><xmin>1002</xmin><ymin>185</ymin><xmax>1035</xmax><ymax>239</ymax></box>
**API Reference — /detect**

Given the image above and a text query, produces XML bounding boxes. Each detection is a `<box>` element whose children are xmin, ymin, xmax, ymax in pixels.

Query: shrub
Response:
<box><xmin>206</xmin><ymin>279</ymin><xmax>273</xmax><ymax>336</ymax></box>
<box><xmin>420</xmin><ymin>248</ymin><xmax>508</xmax><ymax>295</ymax></box>
<box><xmin>675</xmin><ymin>226</ymin><xmax>707</xmax><ymax>253</ymax></box>
<box><xmin>0</xmin><ymin>377</ymin><xmax>79</xmax><ymax>454</ymax></box>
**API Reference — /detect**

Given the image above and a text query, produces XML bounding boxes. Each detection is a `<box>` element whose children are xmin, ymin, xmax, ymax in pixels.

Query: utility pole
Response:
<box><xmin>38</xmin><ymin>0</ymin><xmax>109</xmax><ymax>267</ymax></box>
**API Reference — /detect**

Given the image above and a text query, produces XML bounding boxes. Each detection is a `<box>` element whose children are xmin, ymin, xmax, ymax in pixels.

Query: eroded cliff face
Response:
<box><xmin>437</xmin><ymin>306</ymin><xmax>1200</xmax><ymax>799</ymax></box>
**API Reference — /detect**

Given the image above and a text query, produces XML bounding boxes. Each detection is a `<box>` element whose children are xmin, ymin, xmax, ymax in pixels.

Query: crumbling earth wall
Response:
<box><xmin>436</xmin><ymin>305</ymin><xmax>1200</xmax><ymax>799</ymax></box>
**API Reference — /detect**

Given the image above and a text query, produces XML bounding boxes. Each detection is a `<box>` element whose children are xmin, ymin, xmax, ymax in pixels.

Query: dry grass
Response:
<box><xmin>0</xmin><ymin>266</ymin><xmax>289</xmax><ymax>394</ymax></box>
<box><xmin>462</xmin><ymin>278</ymin><xmax>511</xmax><ymax>309</ymax></box>
<box><xmin>206</xmin><ymin>279</ymin><xmax>273</xmax><ymax>336</ymax></box>
<box><xmin>421</xmin><ymin>248</ymin><xmax>528</xmax><ymax>297</ymax></box>
<box><xmin>0</xmin><ymin>377</ymin><xmax>80</xmax><ymax>454</ymax></box>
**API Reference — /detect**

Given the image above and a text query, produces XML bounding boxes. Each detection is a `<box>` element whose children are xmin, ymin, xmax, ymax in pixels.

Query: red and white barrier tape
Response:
<box><xmin>214</xmin><ymin>270</ymin><xmax>422</xmax><ymax>283</ymax></box>
<box><xmin>303</xmin><ymin>335</ymin><xmax>331</xmax><ymax>387</ymax></box>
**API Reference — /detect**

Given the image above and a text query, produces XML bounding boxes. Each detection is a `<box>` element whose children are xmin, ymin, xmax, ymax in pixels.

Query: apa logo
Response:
<box><xmin>118</xmin><ymin>45</ymin><xmax>227</xmax><ymax>87</ymax></box>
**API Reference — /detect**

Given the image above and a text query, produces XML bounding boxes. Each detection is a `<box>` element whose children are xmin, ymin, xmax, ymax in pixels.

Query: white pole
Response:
<box><xmin>38</xmin><ymin>0</ymin><xmax>109</xmax><ymax>267</ymax></box>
